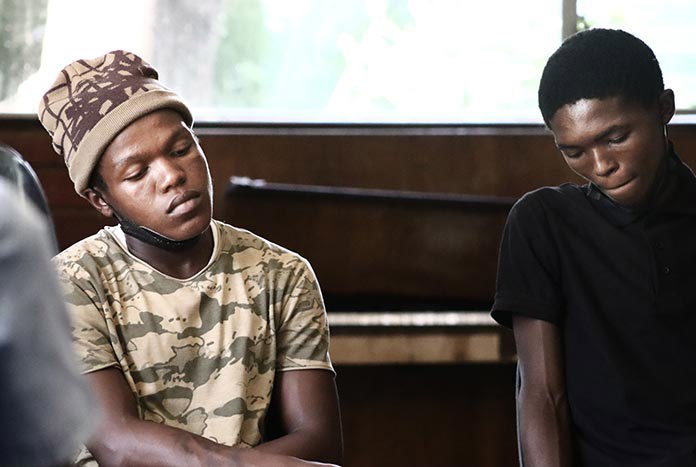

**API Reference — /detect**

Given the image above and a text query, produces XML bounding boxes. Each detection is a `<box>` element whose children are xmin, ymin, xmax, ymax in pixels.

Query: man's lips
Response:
<box><xmin>602</xmin><ymin>178</ymin><xmax>634</xmax><ymax>192</ymax></box>
<box><xmin>167</xmin><ymin>190</ymin><xmax>200</xmax><ymax>214</ymax></box>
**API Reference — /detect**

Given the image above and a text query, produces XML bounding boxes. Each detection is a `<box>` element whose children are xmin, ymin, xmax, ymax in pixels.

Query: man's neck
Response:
<box><xmin>124</xmin><ymin>226</ymin><xmax>214</xmax><ymax>279</ymax></box>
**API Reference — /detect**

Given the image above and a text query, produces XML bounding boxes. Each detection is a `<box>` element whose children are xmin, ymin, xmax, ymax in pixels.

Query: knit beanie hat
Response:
<box><xmin>38</xmin><ymin>50</ymin><xmax>193</xmax><ymax>195</ymax></box>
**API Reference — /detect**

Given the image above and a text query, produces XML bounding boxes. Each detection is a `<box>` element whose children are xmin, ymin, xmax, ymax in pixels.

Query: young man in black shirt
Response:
<box><xmin>492</xmin><ymin>29</ymin><xmax>696</xmax><ymax>466</ymax></box>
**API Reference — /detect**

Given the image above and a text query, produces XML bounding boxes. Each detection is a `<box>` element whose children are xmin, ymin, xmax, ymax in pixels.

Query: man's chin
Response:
<box><xmin>177</xmin><ymin>217</ymin><xmax>212</xmax><ymax>241</ymax></box>
<box><xmin>605</xmin><ymin>188</ymin><xmax>648</xmax><ymax>209</ymax></box>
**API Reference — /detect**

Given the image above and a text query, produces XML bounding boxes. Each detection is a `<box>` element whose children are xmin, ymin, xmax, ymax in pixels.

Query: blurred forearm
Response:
<box><xmin>518</xmin><ymin>384</ymin><xmax>573</xmax><ymax>467</ymax></box>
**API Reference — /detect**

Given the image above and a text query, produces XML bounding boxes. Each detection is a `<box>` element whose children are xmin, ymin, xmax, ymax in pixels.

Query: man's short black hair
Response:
<box><xmin>538</xmin><ymin>28</ymin><xmax>664</xmax><ymax>125</ymax></box>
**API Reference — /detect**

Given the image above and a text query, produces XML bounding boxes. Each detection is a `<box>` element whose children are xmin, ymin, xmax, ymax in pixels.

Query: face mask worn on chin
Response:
<box><xmin>109</xmin><ymin>206</ymin><xmax>203</xmax><ymax>251</ymax></box>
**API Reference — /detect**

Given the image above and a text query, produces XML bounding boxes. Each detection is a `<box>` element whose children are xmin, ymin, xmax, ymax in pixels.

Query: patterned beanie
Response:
<box><xmin>38</xmin><ymin>50</ymin><xmax>193</xmax><ymax>195</ymax></box>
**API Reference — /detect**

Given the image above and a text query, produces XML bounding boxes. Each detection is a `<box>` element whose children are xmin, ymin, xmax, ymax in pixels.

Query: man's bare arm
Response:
<box><xmin>513</xmin><ymin>315</ymin><xmax>574</xmax><ymax>467</ymax></box>
<box><xmin>86</xmin><ymin>368</ymin><xmax>339</xmax><ymax>467</ymax></box>
<box><xmin>256</xmin><ymin>370</ymin><xmax>343</xmax><ymax>464</ymax></box>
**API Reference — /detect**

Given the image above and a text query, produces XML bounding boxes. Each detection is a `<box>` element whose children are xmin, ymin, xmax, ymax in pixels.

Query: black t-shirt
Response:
<box><xmin>492</xmin><ymin>149</ymin><xmax>696</xmax><ymax>466</ymax></box>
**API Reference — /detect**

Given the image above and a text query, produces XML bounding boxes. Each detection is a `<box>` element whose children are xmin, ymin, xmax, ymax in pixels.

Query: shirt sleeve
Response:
<box><xmin>54</xmin><ymin>257</ymin><xmax>120</xmax><ymax>374</ymax></box>
<box><xmin>275</xmin><ymin>258</ymin><xmax>334</xmax><ymax>374</ymax></box>
<box><xmin>491</xmin><ymin>192</ymin><xmax>564</xmax><ymax>328</ymax></box>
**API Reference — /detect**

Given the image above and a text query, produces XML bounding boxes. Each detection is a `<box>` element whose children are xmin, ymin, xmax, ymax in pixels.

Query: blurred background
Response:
<box><xmin>2</xmin><ymin>1</ymin><xmax>696</xmax><ymax>465</ymax></box>
<box><xmin>2</xmin><ymin>0</ymin><xmax>696</xmax><ymax>122</ymax></box>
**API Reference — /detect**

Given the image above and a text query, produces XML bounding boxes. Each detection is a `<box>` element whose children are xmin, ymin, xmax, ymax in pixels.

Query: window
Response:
<box><xmin>0</xmin><ymin>0</ymin><xmax>693</xmax><ymax>123</ymax></box>
<box><xmin>576</xmin><ymin>0</ymin><xmax>696</xmax><ymax>116</ymax></box>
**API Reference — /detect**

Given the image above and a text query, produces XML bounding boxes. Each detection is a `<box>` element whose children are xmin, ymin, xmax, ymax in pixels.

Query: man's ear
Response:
<box><xmin>83</xmin><ymin>188</ymin><xmax>113</xmax><ymax>218</ymax></box>
<box><xmin>659</xmin><ymin>89</ymin><xmax>676</xmax><ymax>125</ymax></box>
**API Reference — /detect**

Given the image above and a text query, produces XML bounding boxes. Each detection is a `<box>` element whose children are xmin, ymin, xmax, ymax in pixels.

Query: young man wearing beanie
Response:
<box><xmin>39</xmin><ymin>51</ymin><xmax>342</xmax><ymax>466</ymax></box>
<box><xmin>491</xmin><ymin>30</ymin><xmax>696</xmax><ymax>466</ymax></box>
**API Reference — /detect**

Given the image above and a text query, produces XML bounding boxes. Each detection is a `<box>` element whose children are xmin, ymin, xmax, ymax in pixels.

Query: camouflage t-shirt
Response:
<box><xmin>54</xmin><ymin>220</ymin><xmax>333</xmax><ymax>465</ymax></box>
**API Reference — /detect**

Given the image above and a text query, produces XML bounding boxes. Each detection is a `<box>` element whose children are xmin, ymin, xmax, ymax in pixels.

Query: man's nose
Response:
<box><xmin>157</xmin><ymin>157</ymin><xmax>186</xmax><ymax>191</ymax></box>
<box><xmin>591</xmin><ymin>148</ymin><xmax>618</xmax><ymax>178</ymax></box>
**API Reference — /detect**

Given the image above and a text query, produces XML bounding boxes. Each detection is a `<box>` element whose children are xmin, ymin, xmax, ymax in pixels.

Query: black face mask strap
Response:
<box><xmin>115</xmin><ymin>212</ymin><xmax>201</xmax><ymax>251</ymax></box>
<box><xmin>95</xmin><ymin>191</ymin><xmax>201</xmax><ymax>251</ymax></box>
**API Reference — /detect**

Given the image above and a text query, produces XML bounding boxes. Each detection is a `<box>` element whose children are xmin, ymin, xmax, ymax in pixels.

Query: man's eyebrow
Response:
<box><xmin>592</xmin><ymin>124</ymin><xmax>628</xmax><ymax>142</ymax></box>
<box><xmin>158</xmin><ymin>127</ymin><xmax>194</xmax><ymax>151</ymax></box>
<box><xmin>112</xmin><ymin>127</ymin><xmax>193</xmax><ymax>170</ymax></box>
<box><xmin>555</xmin><ymin>124</ymin><xmax>628</xmax><ymax>149</ymax></box>
<box><xmin>113</xmin><ymin>154</ymin><xmax>144</xmax><ymax>171</ymax></box>
<box><xmin>556</xmin><ymin>142</ymin><xmax>578</xmax><ymax>150</ymax></box>
<box><xmin>166</xmin><ymin>126</ymin><xmax>194</xmax><ymax>146</ymax></box>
